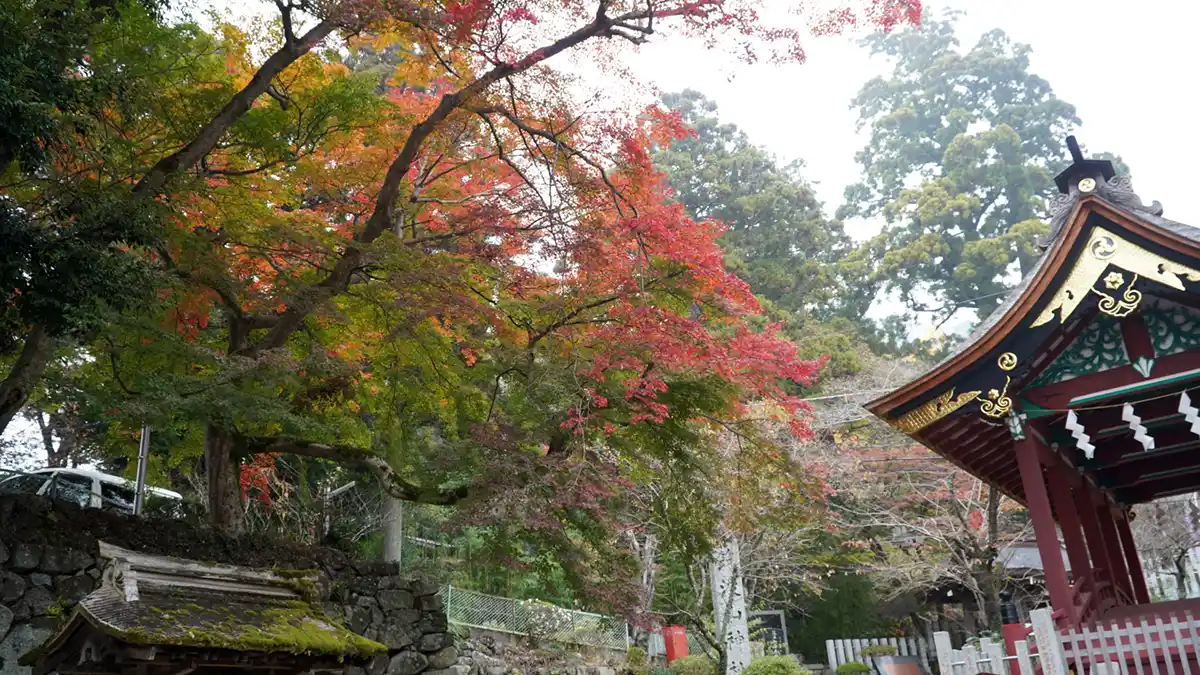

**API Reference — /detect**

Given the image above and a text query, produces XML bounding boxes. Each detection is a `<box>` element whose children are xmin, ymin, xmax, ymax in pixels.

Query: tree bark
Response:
<box><xmin>1174</xmin><ymin>552</ymin><xmax>1191</xmax><ymax>599</ymax></box>
<box><xmin>629</xmin><ymin>532</ymin><xmax>658</xmax><ymax>647</ymax></box>
<box><xmin>0</xmin><ymin>325</ymin><xmax>54</xmax><ymax>437</ymax></box>
<box><xmin>982</xmin><ymin>485</ymin><xmax>1002</xmax><ymax>628</ymax></box>
<box><xmin>204</xmin><ymin>424</ymin><xmax>244</xmax><ymax>536</ymax></box>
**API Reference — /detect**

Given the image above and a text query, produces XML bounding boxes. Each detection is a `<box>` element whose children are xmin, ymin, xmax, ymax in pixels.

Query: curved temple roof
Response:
<box><xmin>865</xmin><ymin>139</ymin><xmax>1200</xmax><ymax>506</ymax></box>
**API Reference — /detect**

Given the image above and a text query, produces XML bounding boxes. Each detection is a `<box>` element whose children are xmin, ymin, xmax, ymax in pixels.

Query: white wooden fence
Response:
<box><xmin>932</xmin><ymin>629</ymin><xmax>1039</xmax><ymax>675</ymax></box>
<box><xmin>825</xmin><ymin>636</ymin><xmax>933</xmax><ymax>671</ymax></box>
<box><xmin>935</xmin><ymin>607</ymin><xmax>1200</xmax><ymax>675</ymax></box>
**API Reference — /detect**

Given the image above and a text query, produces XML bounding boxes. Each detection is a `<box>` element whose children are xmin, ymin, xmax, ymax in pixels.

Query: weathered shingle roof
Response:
<box><xmin>23</xmin><ymin>543</ymin><xmax>384</xmax><ymax>669</ymax></box>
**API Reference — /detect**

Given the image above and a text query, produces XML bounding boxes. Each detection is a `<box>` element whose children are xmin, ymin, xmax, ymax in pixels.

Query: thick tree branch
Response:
<box><xmin>132</xmin><ymin>18</ymin><xmax>335</xmax><ymax>197</ymax></box>
<box><xmin>249</xmin><ymin>6</ymin><xmax>638</xmax><ymax>355</ymax></box>
<box><xmin>241</xmin><ymin>436</ymin><xmax>471</xmax><ymax>505</ymax></box>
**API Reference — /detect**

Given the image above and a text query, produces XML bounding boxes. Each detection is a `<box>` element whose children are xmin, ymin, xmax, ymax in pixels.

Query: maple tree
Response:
<box><xmin>643</xmin><ymin>417</ymin><xmax>838</xmax><ymax>668</ymax></box>
<box><xmin>2</xmin><ymin>0</ymin><xmax>921</xmax><ymax>608</ymax></box>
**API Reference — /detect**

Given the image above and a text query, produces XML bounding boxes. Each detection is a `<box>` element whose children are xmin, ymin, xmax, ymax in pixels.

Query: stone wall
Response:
<box><xmin>324</xmin><ymin>563</ymin><xmax>459</xmax><ymax>675</ymax></box>
<box><xmin>456</xmin><ymin>631</ymin><xmax>623</xmax><ymax>675</ymax></box>
<box><xmin>0</xmin><ymin>495</ymin><xmax>455</xmax><ymax>675</ymax></box>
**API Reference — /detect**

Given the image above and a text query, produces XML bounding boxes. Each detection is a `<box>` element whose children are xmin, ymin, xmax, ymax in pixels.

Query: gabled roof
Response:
<box><xmin>868</xmin><ymin>186</ymin><xmax>1200</xmax><ymax>421</ymax></box>
<box><xmin>864</xmin><ymin>148</ymin><xmax>1200</xmax><ymax>505</ymax></box>
<box><xmin>23</xmin><ymin>543</ymin><xmax>384</xmax><ymax>672</ymax></box>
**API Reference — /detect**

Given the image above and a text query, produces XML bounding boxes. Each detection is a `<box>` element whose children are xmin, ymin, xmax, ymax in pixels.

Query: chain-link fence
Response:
<box><xmin>441</xmin><ymin>585</ymin><xmax>629</xmax><ymax>651</ymax></box>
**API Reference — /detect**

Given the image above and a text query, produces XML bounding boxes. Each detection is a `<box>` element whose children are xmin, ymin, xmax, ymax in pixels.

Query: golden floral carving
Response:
<box><xmin>980</xmin><ymin>376</ymin><xmax>1014</xmax><ymax>419</ymax></box>
<box><xmin>1032</xmin><ymin>227</ymin><xmax>1200</xmax><ymax>327</ymax></box>
<box><xmin>890</xmin><ymin>388</ymin><xmax>982</xmax><ymax>434</ymax></box>
<box><xmin>1094</xmin><ymin>273</ymin><xmax>1142</xmax><ymax>318</ymax></box>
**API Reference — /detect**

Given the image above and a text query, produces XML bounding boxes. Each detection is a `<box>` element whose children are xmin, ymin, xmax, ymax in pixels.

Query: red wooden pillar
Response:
<box><xmin>1115</xmin><ymin>509</ymin><xmax>1151</xmax><ymax>604</ymax></box>
<box><xmin>1094</xmin><ymin>493</ymin><xmax>1134</xmax><ymax>605</ymax></box>
<box><xmin>1046</xmin><ymin>463</ymin><xmax>1091</xmax><ymax>585</ymax></box>
<box><xmin>1073</xmin><ymin>476</ymin><xmax>1110</xmax><ymax>589</ymax></box>
<box><xmin>1015</xmin><ymin>437</ymin><xmax>1076</xmax><ymax>623</ymax></box>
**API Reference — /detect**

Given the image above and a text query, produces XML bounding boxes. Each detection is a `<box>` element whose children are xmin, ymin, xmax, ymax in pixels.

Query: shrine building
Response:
<box><xmin>866</xmin><ymin>137</ymin><xmax>1200</xmax><ymax>629</ymax></box>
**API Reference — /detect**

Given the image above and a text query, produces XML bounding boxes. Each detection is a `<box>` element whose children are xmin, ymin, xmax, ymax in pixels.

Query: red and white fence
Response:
<box><xmin>935</xmin><ymin>607</ymin><xmax>1200</xmax><ymax>675</ymax></box>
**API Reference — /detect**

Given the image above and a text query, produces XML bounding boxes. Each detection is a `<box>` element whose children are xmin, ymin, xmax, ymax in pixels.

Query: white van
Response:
<box><xmin>0</xmin><ymin>467</ymin><xmax>183</xmax><ymax>516</ymax></box>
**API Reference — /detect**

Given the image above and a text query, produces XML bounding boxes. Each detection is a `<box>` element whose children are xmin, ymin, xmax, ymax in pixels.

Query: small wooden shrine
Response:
<box><xmin>22</xmin><ymin>543</ymin><xmax>384</xmax><ymax>675</ymax></box>
<box><xmin>867</xmin><ymin>137</ymin><xmax>1200</xmax><ymax>629</ymax></box>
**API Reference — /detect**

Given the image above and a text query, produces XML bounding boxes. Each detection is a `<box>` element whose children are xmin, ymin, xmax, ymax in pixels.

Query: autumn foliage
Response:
<box><xmin>1</xmin><ymin>0</ymin><xmax>919</xmax><ymax>610</ymax></box>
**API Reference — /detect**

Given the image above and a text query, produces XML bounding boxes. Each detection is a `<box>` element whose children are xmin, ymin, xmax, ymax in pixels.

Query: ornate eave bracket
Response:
<box><xmin>1032</xmin><ymin>226</ymin><xmax>1200</xmax><ymax>327</ymax></box>
<box><xmin>889</xmin><ymin>388</ymin><xmax>982</xmax><ymax>434</ymax></box>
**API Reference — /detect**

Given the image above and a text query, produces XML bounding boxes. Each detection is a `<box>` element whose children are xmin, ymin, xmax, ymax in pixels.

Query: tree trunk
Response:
<box><xmin>711</xmin><ymin>532</ymin><xmax>750</xmax><ymax>675</ymax></box>
<box><xmin>382</xmin><ymin>495</ymin><xmax>404</xmax><ymax>563</ymax></box>
<box><xmin>204</xmin><ymin>424</ymin><xmax>245</xmax><ymax>536</ymax></box>
<box><xmin>632</xmin><ymin>532</ymin><xmax>658</xmax><ymax>648</ymax></box>
<box><xmin>1174</xmin><ymin>553</ymin><xmax>1191</xmax><ymax>599</ymax></box>
<box><xmin>0</xmin><ymin>325</ymin><xmax>54</xmax><ymax>436</ymax></box>
<box><xmin>981</xmin><ymin>485</ymin><xmax>1003</xmax><ymax>628</ymax></box>
<box><xmin>976</xmin><ymin>568</ymin><xmax>1002</xmax><ymax>631</ymax></box>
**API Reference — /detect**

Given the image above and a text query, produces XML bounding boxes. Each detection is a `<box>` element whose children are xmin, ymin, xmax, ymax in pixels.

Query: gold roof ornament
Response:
<box><xmin>1031</xmin><ymin>226</ymin><xmax>1200</xmax><ymax>327</ymax></box>
<box><xmin>890</xmin><ymin>388</ymin><xmax>981</xmax><ymax>434</ymax></box>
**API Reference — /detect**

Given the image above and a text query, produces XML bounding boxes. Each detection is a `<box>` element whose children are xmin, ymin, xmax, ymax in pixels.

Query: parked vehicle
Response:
<box><xmin>0</xmin><ymin>467</ymin><xmax>182</xmax><ymax>516</ymax></box>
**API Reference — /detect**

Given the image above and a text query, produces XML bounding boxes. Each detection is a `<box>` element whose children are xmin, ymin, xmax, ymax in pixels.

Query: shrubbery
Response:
<box><xmin>626</xmin><ymin>647</ymin><xmax>649</xmax><ymax>675</ymax></box>
<box><xmin>836</xmin><ymin>662</ymin><xmax>871</xmax><ymax>675</ymax></box>
<box><xmin>669</xmin><ymin>655</ymin><xmax>717</xmax><ymax>675</ymax></box>
<box><xmin>742</xmin><ymin>656</ymin><xmax>811</xmax><ymax>675</ymax></box>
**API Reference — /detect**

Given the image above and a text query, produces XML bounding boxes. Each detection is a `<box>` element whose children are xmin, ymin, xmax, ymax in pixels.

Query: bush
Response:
<box><xmin>836</xmin><ymin>663</ymin><xmax>871</xmax><ymax>675</ymax></box>
<box><xmin>859</xmin><ymin>645</ymin><xmax>896</xmax><ymax>658</ymax></box>
<box><xmin>627</xmin><ymin>647</ymin><xmax>649</xmax><ymax>675</ymax></box>
<box><xmin>670</xmin><ymin>655</ymin><xmax>717</xmax><ymax>675</ymax></box>
<box><xmin>742</xmin><ymin>656</ymin><xmax>810</xmax><ymax>675</ymax></box>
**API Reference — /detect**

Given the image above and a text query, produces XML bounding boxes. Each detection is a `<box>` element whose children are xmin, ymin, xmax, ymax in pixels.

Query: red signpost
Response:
<box><xmin>662</xmin><ymin>626</ymin><xmax>689</xmax><ymax>663</ymax></box>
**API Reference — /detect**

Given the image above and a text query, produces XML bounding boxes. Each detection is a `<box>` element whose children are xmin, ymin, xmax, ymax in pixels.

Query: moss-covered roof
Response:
<box><xmin>80</xmin><ymin>586</ymin><xmax>382</xmax><ymax>656</ymax></box>
<box><xmin>22</xmin><ymin>545</ymin><xmax>384</xmax><ymax>669</ymax></box>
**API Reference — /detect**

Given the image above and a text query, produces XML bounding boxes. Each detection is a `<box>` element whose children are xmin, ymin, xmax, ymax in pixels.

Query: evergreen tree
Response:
<box><xmin>656</xmin><ymin>90</ymin><xmax>870</xmax><ymax>375</ymax></box>
<box><xmin>841</xmin><ymin>11</ymin><xmax>1127</xmax><ymax>331</ymax></box>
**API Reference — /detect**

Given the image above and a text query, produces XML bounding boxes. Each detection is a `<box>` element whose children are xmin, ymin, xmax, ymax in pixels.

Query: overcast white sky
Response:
<box><xmin>6</xmin><ymin>0</ymin><xmax>1197</xmax><ymax>463</ymax></box>
<box><xmin>629</xmin><ymin>0</ymin><xmax>1200</xmax><ymax>232</ymax></box>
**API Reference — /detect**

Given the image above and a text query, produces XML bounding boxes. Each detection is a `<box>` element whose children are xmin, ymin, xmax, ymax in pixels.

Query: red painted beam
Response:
<box><xmin>1115</xmin><ymin>509</ymin><xmax>1151</xmax><ymax>604</ymax></box>
<box><xmin>1074</xmin><ymin>475</ymin><xmax>1113</xmax><ymax>593</ymax></box>
<box><xmin>1116</xmin><ymin>466</ymin><xmax>1200</xmax><ymax>503</ymax></box>
<box><xmin>1095</xmin><ymin>495</ymin><xmax>1135</xmax><ymax>604</ymax></box>
<box><xmin>1119</xmin><ymin>314</ymin><xmax>1155</xmax><ymax>365</ymax></box>
<box><xmin>1094</xmin><ymin>438</ymin><xmax>1200</xmax><ymax>489</ymax></box>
